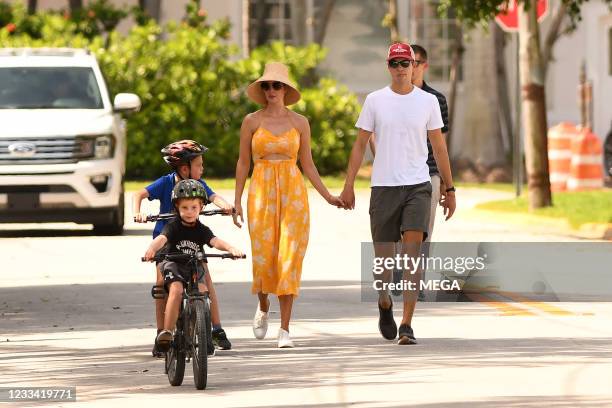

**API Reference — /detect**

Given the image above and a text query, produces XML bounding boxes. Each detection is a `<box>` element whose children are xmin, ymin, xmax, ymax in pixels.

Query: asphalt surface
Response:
<box><xmin>1</xmin><ymin>189</ymin><xmax>610</xmax><ymax>407</ymax></box>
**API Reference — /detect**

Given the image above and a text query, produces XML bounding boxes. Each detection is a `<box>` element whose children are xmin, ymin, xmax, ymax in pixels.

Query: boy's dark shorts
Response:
<box><xmin>369</xmin><ymin>182</ymin><xmax>432</xmax><ymax>242</ymax></box>
<box><xmin>159</xmin><ymin>260</ymin><xmax>206</xmax><ymax>291</ymax></box>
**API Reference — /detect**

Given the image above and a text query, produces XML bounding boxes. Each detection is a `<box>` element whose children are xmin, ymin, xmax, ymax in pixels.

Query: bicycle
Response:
<box><xmin>143</xmin><ymin>250</ymin><xmax>245</xmax><ymax>390</ymax></box>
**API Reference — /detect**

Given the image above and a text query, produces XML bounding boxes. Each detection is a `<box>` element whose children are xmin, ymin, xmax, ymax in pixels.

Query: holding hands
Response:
<box><xmin>326</xmin><ymin>194</ymin><xmax>345</xmax><ymax>208</ymax></box>
<box><xmin>339</xmin><ymin>186</ymin><xmax>355</xmax><ymax>210</ymax></box>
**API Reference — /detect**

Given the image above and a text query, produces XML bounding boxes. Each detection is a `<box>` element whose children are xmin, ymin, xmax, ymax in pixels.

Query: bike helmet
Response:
<box><xmin>161</xmin><ymin>140</ymin><xmax>208</xmax><ymax>168</ymax></box>
<box><xmin>171</xmin><ymin>179</ymin><xmax>209</xmax><ymax>205</ymax></box>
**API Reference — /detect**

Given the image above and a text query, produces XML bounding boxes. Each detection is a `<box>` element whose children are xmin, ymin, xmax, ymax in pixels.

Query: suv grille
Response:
<box><xmin>0</xmin><ymin>137</ymin><xmax>94</xmax><ymax>164</ymax></box>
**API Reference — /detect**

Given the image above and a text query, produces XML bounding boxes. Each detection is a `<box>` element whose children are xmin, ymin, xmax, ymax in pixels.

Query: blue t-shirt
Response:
<box><xmin>146</xmin><ymin>172</ymin><xmax>215</xmax><ymax>238</ymax></box>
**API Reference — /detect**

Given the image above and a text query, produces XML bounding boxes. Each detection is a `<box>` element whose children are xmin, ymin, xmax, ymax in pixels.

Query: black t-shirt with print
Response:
<box><xmin>160</xmin><ymin>217</ymin><xmax>215</xmax><ymax>262</ymax></box>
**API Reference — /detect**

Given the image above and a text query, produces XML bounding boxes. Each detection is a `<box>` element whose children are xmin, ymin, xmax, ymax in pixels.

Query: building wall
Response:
<box><xmin>544</xmin><ymin>2</ymin><xmax>612</xmax><ymax>141</ymax></box>
<box><xmin>201</xmin><ymin>0</ymin><xmax>245</xmax><ymax>55</ymax></box>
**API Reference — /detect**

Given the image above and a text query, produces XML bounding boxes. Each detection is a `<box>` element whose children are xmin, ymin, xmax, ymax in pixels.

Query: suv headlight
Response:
<box><xmin>94</xmin><ymin>135</ymin><xmax>114</xmax><ymax>159</ymax></box>
<box><xmin>76</xmin><ymin>134</ymin><xmax>115</xmax><ymax>160</ymax></box>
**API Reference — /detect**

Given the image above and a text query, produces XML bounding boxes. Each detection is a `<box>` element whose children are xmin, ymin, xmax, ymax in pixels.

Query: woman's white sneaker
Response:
<box><xmin>277</xmin><ymin>328</ymin><xmax>294</xmax><ymax>348</ymax></box>
<box><xmin>252</xmin><ymin>303</ymin><xmax>269</xmax><ymax>339</ymax></box>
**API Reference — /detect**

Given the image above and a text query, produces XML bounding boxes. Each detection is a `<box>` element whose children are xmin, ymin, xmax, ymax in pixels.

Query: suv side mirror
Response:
<box><xmin>113</xmin><ymin>93</ymin><xmax>141</xmax><ymax>113</ymax></box>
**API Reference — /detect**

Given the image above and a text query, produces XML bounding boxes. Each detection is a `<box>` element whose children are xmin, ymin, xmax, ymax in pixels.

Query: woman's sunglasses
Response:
<box><xmin>260</xmin><ymin>81</ymin><xmax>284</xmax><ymax>91</ymax></box>
<box><xmin>388</xmin><ymin>59</ymin><xmax>413</xmax><ymax>69</ymax></box>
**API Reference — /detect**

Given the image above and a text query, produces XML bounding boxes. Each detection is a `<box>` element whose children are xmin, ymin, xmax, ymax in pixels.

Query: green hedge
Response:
<box><xmin>0</xmin><ymin>2</ymin><xmax>359</xmax><ymax>178</ymax></box>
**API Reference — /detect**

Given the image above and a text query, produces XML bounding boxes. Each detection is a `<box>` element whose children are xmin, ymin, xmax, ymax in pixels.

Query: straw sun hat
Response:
<box><xmin>246</xmin><ymin>62</ymin><xmax>301</xmax><ymax>106</ymax></box>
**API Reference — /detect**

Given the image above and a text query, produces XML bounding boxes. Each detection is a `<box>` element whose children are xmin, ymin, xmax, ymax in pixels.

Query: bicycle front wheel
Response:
<box><xmin>191</xmin><ymin>299</ymin><xmax>208</xmax><ymax>390</ymax></box>
<box><xmin>166</xmin><ymin>318</ymin><xmax>186</xmax><ymax>386</ymax></box>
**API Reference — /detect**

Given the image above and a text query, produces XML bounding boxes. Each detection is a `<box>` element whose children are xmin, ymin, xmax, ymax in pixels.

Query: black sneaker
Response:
<box><xmin>212</xmin><ymin>328</ymin><xmax>232</xmax><ymax>350</ymax></box>
<box><xmin>398</xmin><ymin>324</ymin><xmax>417</xmax><ymax>345</ymax></box>
<box><xmin>207</xmin><ymin>340</ymin><xmax>215</xmax><ymax>356</ymax></box>
<box><xmin>378</xmin><ymin>298</ymin><xmax>397</xmax><ymax>340</ymax></box>
<box><xmin>152</xmin><ymin>329</ymin><xmax>164</xmax><ymax>358</ymax></box>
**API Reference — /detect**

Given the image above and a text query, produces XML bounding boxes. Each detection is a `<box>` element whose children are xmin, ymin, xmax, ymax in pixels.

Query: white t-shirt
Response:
<box><xmin>356</xmin><ymin>86</ymin><xmax>443</xmax><ymax>186</ymax></box>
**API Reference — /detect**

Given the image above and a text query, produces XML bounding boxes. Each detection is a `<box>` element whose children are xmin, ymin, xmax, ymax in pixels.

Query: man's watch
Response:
<box><xmin>445</xmin><ymin>186</ymin><xmax>456</xmax><ymax>193</ymax></box>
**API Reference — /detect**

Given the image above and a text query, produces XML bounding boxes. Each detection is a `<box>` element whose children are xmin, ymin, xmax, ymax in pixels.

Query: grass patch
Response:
<box><xmin>476</xmin><ymin>190</ymin><xmax>612</xmax><ymax>228</ymax></box>
<box><xmin>456</xmin><ymin>182</ymin><xmax>526</xmax><ymax>192</ymax></box>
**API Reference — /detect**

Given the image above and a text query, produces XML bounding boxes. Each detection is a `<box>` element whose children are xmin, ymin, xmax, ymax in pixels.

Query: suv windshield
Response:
<box><xmin>0</xmin><ymin>67</ymin><xmax>104</xmax><ymax>109</ymax></box>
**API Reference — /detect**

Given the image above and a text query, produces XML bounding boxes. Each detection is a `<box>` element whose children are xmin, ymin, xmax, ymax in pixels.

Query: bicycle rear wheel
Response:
<box><xmin>166</xmin><ymin>317</ymin><xmax>186</xmax><ymax>386</ymax></box>
<box><xmin>191</xmin><ymin>299</ymin><xmax>208</xmax><ymax>390</ymax></box>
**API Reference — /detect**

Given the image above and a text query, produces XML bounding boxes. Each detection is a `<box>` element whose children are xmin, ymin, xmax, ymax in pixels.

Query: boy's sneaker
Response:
<box><xmin>207</xmin><ymin>340</ymin><xmax>215</xmax><ymax>356</ymax></box>
<box><xmin>398</xmin><ymin>324</ymin><xmax>417</xmax><ymax>345</ymax></box>
<box><xmin>253</xmin><ymin>302</ymin><xmax>269</xmax><ymax>340</ymax></box>
<box><xmin>156</xmin><ymin>330</ymin><xmax>173</xmax><ymax>352</ymax></box>
<box><xmin>212</xmin><ymin>328</ymin><xmax>232</xmax><ymax>350</ymax></box>
<box><xmin>152</xmin><ymin>329</ymin><xmax>164</xmax><ymax>357</ymax></box>
<box><xmin>378</xmin><ymin>297</ymin><xmax>397</xmax><ymax>340</ymax></box>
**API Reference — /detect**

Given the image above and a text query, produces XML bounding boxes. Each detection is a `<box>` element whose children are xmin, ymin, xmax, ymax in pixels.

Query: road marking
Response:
<box><xmin>466</xmin><ymin>293</ymin><xmax>535</xmax><ymax>316</ymax></box>
<box><xmin>496</xmin><ymin>291</ymin><xmax>575</xmax><ymax>316</ymax></box>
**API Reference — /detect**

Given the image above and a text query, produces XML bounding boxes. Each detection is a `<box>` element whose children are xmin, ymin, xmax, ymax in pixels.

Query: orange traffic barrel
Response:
<box><xmin>548</xmin><ymin>122</ymin><xmax>577</xmax><ymax>192</ymax></box>
<box><xmin>568</xmin><ymin>127</ymin><xmax>604</xmax><ymax>191</ymax></box>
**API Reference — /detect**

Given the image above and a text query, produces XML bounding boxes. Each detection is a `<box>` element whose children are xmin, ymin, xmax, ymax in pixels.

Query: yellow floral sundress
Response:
<box><xmin>247</xmin><ymin>117</ymin><xmax>309</xmax><ymax>296</ymax></box>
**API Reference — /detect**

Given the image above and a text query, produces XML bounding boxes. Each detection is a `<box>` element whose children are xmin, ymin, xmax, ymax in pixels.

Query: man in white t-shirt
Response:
<box><xmin>340</xmin><ymin>43</ymin><xmax>456</xmax><ymax>345</ymax></box>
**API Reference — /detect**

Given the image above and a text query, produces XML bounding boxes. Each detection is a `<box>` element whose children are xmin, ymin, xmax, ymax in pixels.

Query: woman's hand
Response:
<box><xmin>326</xmin><ymin>194</ymin><xmax>345</xmax><ymax>208</ymax></box>
<box><xmin>234</xmin><ymin>202</ymin><xmax>244</xmax><ymax>228</ymax></box>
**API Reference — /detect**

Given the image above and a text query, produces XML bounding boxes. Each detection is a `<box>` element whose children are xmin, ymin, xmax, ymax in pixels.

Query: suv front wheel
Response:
<box><xmin>93</xmin><ymin>186</ymin><xmax>124</xmax><ymax>236</ymax></box>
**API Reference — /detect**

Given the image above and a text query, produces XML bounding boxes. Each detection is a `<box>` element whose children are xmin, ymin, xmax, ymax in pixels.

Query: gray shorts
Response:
<box><xmin>369</xmin><ymin>182</ymin><xmax>432</xmax><ymax>242</ymax></box>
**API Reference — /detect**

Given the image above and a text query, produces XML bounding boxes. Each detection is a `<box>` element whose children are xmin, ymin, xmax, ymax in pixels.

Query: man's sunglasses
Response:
<box><xmin>388</xmin><ymin>59</ymin><xmax>413</xmax><ymax>68</ymax></box>
<box><xmin>260</xmin><ymin>81</ymin><xmax>284</xmax><ymax>91</ymax></box>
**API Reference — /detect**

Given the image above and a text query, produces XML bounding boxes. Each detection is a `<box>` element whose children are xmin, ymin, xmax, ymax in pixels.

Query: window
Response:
<box><xmin>249</xmin><ymin>0</ymin><xmax>294</xmax><ymax>50</ymax></box>
<box><xmin>0</xmin><ymin>67</ymin><xmax>103</xmax><ymax>109</ymax></box>
<box><xmin>408</xmin><ymin>0</ymin><xmax>461</xmax><ymax>82</ymax></box>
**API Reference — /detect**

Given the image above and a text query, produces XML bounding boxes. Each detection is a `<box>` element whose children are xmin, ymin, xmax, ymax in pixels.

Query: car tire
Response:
<box><xmin>93</xmin><ymin>186</ymin><xmax>124</xmax><ymax>236</ymax></box>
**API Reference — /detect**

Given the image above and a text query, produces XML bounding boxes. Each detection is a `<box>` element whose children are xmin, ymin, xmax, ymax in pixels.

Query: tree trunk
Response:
<box><xmin>68</xmin><ymin>0</ymin><xmax>83</xmax><ymax>12</ymax></box>
<box><xmin>518</xmin><ymin>2</ymin><xmax>552</xmax><ymax>209</ymax></box>
<box><xmin>446</xmin><ymin>20</ymin><xmax>463</xmax><ymax>159</ymax></box>
<box><xmin>28</xmin><ymin>0</ymin><xmax>37</xmax><ymax>14</ymax></box>
<box><xmin>493</xmin><ymin>22</ymin><xmax>513</xmax><ymax>156</ymax></box>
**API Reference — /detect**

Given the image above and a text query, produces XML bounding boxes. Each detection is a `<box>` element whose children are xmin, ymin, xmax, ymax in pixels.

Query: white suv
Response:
<box><xmin>0</xmin><ymin>48</ymin><xmax>141</xmax><ymax>234</ymax></box>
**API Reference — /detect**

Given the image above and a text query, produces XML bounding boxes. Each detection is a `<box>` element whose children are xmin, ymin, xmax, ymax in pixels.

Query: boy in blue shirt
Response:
<box><xmin>133</xmin><ymin>140</ymin><xmax>239</xmax><ymax>356</ymax></box>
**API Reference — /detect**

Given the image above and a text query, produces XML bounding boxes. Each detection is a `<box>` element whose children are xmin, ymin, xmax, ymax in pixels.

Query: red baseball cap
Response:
<box><xmin>387</xmin><ymin>42</ymin><xmax>414</xmax><ymax>61</ymax></box>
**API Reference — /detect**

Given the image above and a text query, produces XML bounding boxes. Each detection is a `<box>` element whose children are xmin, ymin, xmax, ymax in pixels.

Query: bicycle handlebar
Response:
<box><xmin>136</xmin><ymin>208</ymin><xmax>236</xmax><ymax>222</ymax></box>
<box><xmin>141</xmin><ymin>251</ymin><xmax>246</xmax><ymax>263</ymax></box>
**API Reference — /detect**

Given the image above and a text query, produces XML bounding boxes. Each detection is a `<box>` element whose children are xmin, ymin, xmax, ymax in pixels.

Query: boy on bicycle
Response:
<box><xmin>143</xmin><ymin>179</ymin><xmax>244</xmax><ymax>352</ymax></box>
<box><xmin>133</xmin><ymin>140</ymin><xmax>239</xmax><ymax>355</ymax></box>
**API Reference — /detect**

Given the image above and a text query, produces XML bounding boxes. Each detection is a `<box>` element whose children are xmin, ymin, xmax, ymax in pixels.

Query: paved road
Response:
<box><xmin>1</xmin><ymin>189</ymin><xmax>611</xmax><ymax>407</ymax></box>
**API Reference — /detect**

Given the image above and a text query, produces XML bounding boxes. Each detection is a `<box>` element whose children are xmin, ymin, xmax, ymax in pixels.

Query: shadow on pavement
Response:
<box><xmin>1</xmin><ymin>281</ymin><xmax>528</xmax><ymax>336</ymax></box>
<box><xmin>2</xmin><ymin>281</ymin><xmax>611</xmax><ymax>406</ymax></box>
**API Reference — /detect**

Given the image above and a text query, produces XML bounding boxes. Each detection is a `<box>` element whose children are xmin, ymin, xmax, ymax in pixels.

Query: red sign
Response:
<box><xmin>495</xmin><ymin>0</ymin><xmax>548</xmax><ymax>32</ymax></box>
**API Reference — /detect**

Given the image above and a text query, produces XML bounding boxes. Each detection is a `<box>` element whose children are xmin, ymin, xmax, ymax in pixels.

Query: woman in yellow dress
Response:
<box><xmin>234</xmin><ymin>62</ymin><xmax>344</xmax><ymax>348</ymax></box>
